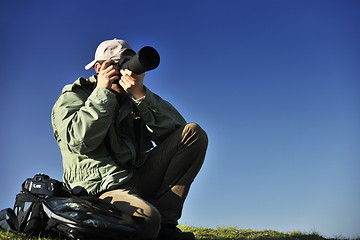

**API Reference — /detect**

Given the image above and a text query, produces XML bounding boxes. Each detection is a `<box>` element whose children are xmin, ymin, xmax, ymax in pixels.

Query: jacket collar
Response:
<box><xmin>72</xmin><ymin>75</ymin><xmax>97</xmax><ymax>87</ymax></box>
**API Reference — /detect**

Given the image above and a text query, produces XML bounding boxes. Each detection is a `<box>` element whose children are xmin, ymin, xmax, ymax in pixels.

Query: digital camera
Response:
<box><xmin>23</xmin><ymin>173</ymin><xmax>68</xmax><ymax>198</ymax></box>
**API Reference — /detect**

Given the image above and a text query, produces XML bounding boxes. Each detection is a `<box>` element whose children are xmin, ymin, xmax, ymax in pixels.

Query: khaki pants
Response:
<box><xmin>99</xmin><ymin>123</ymin><xmax>208</xmax><ymax>239</ymax></box>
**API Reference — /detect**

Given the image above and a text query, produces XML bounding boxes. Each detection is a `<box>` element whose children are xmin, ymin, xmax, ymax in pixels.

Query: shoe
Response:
<box><xmin>156</xmin><ymin>224</ymin><xmax>195</xmax><ymax>240</ymax></box>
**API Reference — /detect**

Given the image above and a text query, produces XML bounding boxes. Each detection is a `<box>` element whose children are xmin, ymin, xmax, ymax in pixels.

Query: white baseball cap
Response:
<box><xmin>84</xmin><ymin>39</ymin><xmax>134</xmax><ymax>70</ymax></box>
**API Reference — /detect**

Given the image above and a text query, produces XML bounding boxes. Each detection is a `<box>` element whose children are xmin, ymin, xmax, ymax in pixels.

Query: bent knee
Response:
<box><xmin>183</xmin><ymin>123</ymin><xmax>208</xmax><ymax>145</ymax></box>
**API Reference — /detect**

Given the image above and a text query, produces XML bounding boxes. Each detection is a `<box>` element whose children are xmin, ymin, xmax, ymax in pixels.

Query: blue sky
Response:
<box><xmin>1</xmin><ymin>0</ymin><xmax>359</xmax><ymax>238</ymax></box>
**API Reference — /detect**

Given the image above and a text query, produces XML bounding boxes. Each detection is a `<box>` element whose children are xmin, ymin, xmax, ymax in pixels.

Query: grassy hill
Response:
<box><xmin>179</xmin><ymin>226</ymin><xmax>359</xmax><ymax>240</ymax></box>
<box><xmin>1</xmin><ymin>226</ymin><xmax>359</xmax><ymax>240</ymax></box>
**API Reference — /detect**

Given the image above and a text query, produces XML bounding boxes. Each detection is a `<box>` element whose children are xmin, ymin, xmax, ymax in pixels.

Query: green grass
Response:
<box><xmin>179</xmin><ymin>226</ymin><xmax>360</xmax><ymax>240</ymax></box>
<box><xmin>1</xmin><ymin>226</ymin><xmax>359</xmax><ymax>240</ymax></box>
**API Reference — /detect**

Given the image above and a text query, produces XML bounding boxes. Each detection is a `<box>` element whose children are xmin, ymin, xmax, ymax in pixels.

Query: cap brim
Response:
<box><xmin>85</xmin><ymin>59</ymin><xmax>97</xmax><ymax>70</ymax></box>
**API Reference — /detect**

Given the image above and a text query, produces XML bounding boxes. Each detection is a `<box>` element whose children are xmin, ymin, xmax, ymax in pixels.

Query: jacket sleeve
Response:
<box><xmin>52</xmin><ymin>86</ymin><xmax>117</xmax><ymax>154</ymax></box>
<box><xmin>135</xmin><ymin>87</ymin><xmax>186</xmax><ymax>143</ymax></box>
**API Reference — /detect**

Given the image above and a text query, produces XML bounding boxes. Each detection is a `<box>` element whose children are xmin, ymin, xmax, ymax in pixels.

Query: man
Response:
<box><xmin>51</xmin><ymin>38</ymin><xmax>208</xmax><ymax>240</ymax></box>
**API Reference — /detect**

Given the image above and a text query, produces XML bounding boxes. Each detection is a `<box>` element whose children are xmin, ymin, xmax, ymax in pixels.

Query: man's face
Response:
<box><xmin>95</xmin><ymin>49</ymin><xmax>135</xmax><ymax>72</ymax></box>
<box><xmin>94</xmin><ymin>59</ymin><xmax>120</xmax><ymax>74</ymax></box>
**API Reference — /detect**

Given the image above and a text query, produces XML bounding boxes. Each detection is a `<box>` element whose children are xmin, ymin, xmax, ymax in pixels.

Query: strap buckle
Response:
<box><xmin>133</xmin><ymin>112</ymin><xmax>141</xmax><ymax>120</ymax></box>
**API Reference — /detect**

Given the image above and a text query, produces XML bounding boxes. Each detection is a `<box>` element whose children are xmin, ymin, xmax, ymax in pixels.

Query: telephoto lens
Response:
<box><xmin>120</xmin><ymin>46</ymin><xmax>160</xmax><ymax>74</ymax></box>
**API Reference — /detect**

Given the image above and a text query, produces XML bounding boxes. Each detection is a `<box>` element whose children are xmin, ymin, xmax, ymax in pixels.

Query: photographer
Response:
<box><xmin>51</xmin><ymin>39</ymin><xmax>208</xmax><ymax>240</ymax></box>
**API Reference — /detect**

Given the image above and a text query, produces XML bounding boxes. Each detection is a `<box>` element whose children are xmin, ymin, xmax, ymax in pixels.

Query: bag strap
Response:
<box><xmin>0</xmin><ymin>208</ymin><xmax>19</xmax><ymax>232</ymax></box>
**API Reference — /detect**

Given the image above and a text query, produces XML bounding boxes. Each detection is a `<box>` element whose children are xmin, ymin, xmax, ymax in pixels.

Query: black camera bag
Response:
<box><xmin>13</xmin><ymin>191</ymin><xmax>47</xmax><ymax>234</ymax></box>
<box><xmin>11</xmin><ymin>173</ymin><xmax>142</xmax><ymax>239</ymax></box>
<box><xmin>42</xmin><ymin>196</ymin><xmax>141</xmax><ymax>239</ymax></box>
<box><xmin>13</xmin><ymin>173</ymin><xmax>68</xmax><ymax>235</ymax></box>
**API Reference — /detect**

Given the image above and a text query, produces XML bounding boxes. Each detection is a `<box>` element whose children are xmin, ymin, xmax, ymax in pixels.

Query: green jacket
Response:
<box><xmin>51</xmin><ymin>75</ymin><xmax>186</xmax><ymax>195</ymax></box>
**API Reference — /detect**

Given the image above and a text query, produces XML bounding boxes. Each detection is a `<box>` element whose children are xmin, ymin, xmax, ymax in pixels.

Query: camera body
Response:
<box><xmin>23</xmin><ymin>173</ymin><xmax>68</xmax><ymax>198</ymax></box>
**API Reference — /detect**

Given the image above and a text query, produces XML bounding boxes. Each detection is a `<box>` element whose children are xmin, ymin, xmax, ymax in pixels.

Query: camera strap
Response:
<box><xmin>132</xmin><ymin>102</ymin><xmax>142</xmax><ymax>154</ymax></box>
<box><xmin>104</xmin><ymin>101</ymin><xmax>142</xmax><ymax>169</ymax></box>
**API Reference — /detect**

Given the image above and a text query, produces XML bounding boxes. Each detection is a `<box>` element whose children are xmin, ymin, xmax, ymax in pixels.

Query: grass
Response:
<box><xmin>1</xmin><ymin>226</ymin><xmax>359</xmax><ymax>240</ymax></box>
<box><xmin>179</xmin><ymin>226</ymin><xmax>360</xmax><ymax>240</ymax></box>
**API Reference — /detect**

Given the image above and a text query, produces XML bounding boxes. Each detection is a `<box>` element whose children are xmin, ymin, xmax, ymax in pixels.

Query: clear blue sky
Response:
<box><xmin>1</xmin><ymin>0</ymin><xmax>359</xmax><ymax>238</ymax></box>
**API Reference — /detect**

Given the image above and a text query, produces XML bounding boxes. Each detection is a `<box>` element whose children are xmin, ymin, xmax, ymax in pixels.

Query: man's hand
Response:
<box><xmin>96</xmin><ymin>60</ymin><xmax>120</xmax><ymax>90</ymax></box>
<box><xmin>119</xmin><ymin>69</ymin><xmax>146</xmax><ymax>99</ymax></box>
